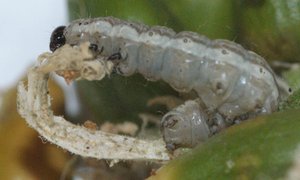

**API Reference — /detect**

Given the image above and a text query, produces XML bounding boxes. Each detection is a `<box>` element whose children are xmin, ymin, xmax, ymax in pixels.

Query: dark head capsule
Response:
<box><xmin>50</xmin><ymin>26</ymin><xmax>66</xmax><ymax>52</ymax></box>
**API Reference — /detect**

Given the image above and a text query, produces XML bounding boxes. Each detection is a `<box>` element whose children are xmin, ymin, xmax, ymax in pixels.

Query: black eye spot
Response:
<box><xmin>50</xmin><ymin>26</ymin><xmax>66</xmax><ymax>52</ymax></box>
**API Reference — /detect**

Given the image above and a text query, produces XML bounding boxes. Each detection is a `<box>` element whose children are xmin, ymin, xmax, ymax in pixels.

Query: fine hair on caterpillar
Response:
<box><xmin>50</xmin><ymin>16</ymin><xmax>291</xmax><ymax>150</ymax></box>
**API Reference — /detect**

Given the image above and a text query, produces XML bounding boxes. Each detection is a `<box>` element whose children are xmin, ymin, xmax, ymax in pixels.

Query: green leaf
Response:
<box><xmin>159</xmin><ymin>0</ymin><xmax>237</xmax><ymax>39</ymax></box>
<box><xmin>238</xmin><ymin>0</ymin><xmax>300</xmax><ymax>62</ymax></box>
<box><xmin>150</xmin><ymin>109</ymin><xmax>300</xmax><ymax>180</ymax></box>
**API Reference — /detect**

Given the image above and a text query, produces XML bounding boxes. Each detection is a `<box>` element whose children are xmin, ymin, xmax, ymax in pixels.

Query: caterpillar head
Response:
<box><xmin>50</xmin><ymin>24</ymin><xmax>102</xmax><ymax>56</ymax></box>
<box><xmin>50</xmin><ymin>26</ymin><xmax>66</xmax><ymax>52</ymax></box>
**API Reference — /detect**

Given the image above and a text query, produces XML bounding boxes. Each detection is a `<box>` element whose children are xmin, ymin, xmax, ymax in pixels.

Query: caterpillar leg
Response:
<box><xmin>161</xmin><ymin>99</ymin><xmax>212</xmax><ymax>151</ymax></box>
<box><xmin>107</xmin><ymin>52</ymin><xmax>122</xmax><ymax>60</ymax></box>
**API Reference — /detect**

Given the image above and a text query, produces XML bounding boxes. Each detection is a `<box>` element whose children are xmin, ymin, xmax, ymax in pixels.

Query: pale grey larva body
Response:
<box><xmin>55</xmin><ymin>17</ymin><xmax>290</xmax><ymax>149</ymax></box>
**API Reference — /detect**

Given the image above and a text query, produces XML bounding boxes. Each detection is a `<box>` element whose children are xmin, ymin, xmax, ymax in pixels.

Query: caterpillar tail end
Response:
<box><xmin>161</xmin><ymin>100</ymin><xmax>211</xmax><ymax>151</ymax></box>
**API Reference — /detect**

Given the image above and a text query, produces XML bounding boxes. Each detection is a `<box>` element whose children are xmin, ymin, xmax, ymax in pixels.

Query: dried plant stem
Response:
<box><xmin>17</xmin><ymin>43</ymin><xmax>170</xmax><ymax>161</ymax></box>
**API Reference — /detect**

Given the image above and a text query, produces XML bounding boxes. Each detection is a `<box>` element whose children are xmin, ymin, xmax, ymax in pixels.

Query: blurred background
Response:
<box><xmin>1</xmin><ymin>0</ymin><xmax>300</xmax><ymax>179</ymax></box>
<box><xmin>0</xmin><ymin>0</ymin><xmax>67</xmax><ymax>90</ymax></box>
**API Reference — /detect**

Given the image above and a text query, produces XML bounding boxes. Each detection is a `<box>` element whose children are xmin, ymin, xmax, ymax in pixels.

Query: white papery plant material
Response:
<box><xmin>17</xmin><ymin>43</ymin><xmax>170</xmax><ymax>161</ymax></box>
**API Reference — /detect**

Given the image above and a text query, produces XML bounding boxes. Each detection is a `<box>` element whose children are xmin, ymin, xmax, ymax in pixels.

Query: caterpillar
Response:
<box><xmin>50</xmin><ymin>16</ymin><xmax>291</xmax><ymax>150</ymax></box>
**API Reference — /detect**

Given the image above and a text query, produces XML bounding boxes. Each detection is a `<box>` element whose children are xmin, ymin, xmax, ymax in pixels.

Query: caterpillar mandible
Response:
<box><xmin>50</xmin><ymin>17</ymin><xmax>291</xmax><ymax>150</ymax></box>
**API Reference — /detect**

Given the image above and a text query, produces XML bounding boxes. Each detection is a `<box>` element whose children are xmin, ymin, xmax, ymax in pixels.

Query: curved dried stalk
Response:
<box><xmin>17</xmin><ymin>43</ymin><xmax>170</xmax><ymax>161</ymax></box>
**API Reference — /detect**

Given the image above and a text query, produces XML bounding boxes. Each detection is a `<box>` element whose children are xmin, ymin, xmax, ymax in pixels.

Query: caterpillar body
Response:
<box><xmin>50</xmin><ymin>17</ymin><xmax>290</xmax><ymax>150</ymax></box>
